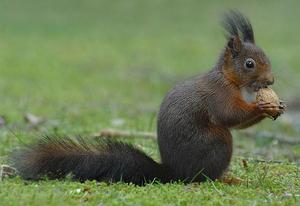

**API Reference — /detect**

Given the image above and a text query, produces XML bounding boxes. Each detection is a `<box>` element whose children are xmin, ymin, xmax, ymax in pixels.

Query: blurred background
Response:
<box><xmin>0</xmin><ymin>0</ymin><xmax>299</xmax><ymax>162</ymax></box>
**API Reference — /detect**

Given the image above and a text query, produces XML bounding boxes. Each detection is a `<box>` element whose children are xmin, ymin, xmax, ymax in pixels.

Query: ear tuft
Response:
<box><xmin>222</xmin><ymin>10</ymin><xmax>255</xmax><ymax>43</ymax></box>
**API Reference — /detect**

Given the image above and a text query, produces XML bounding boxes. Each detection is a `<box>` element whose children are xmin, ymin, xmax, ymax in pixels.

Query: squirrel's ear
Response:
<box><xmin>227</xmin><ymin>36</ymin><xmax>242</xmax><ymax>58</ymax></box>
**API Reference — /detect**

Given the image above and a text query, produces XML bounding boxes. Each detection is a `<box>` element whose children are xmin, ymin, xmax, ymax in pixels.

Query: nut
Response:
<box><xmin>256</xmin><ymin>87</ymin><xmax>280</xmax><ymax>105</ymax></box>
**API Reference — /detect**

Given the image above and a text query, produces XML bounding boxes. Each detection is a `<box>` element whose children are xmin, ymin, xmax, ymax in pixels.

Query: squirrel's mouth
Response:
<box><xmin>250</xmin><ymin>82</ymin><xmax>269</xmax><ymax>92</ymax></box>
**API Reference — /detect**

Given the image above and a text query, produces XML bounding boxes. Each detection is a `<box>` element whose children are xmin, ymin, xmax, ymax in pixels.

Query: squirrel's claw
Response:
<box><xmin>257</xmin><ymin>101</ymin><xmax>285</xmax><ymax>120</ymax></box>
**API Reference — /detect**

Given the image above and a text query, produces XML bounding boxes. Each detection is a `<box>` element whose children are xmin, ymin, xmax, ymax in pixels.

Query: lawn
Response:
<box><xmin>0</xmin><ymin>0</ymin><xmax>299</xmax><ymax>205</ymax></box>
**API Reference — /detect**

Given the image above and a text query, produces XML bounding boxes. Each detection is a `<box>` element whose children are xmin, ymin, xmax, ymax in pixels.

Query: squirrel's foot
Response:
<box><xmin>0</xmin><ymin>165</ymin><xmax>17</xmax><ymax>180</ymax></box>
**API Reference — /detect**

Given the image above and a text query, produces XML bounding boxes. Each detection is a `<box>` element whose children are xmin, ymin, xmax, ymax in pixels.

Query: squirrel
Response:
<box><xmin>10</xmin><ymin>11</ymin><xmax>285</xmax><ymax>185</ymax></box>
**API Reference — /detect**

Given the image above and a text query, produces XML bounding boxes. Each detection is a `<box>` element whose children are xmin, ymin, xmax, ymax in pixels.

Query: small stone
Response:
<box><xmin>0</xmin><ymin>165</ymin><xmax>17</xmax><ymax>180</ymax></box>
<box><xmin>24</xmin><ymin>113</ymin><xmax>44</xmax><ymax>128</ymax></box>
<box><xmin>0</xmin><ymin>116</ymin><xmax>6</xmax><ymax>127</ymax></box>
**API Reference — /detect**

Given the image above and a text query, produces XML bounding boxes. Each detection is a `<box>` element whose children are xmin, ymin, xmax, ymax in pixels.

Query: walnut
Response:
<box><xmin>256</xmin><ymin>87</ymin><xmax>280</xmax><ymax>105</ymax></box>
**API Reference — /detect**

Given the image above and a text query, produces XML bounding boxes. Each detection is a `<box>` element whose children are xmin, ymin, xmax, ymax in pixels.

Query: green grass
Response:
<box><xmin>0</xmin><ymin>0</ymin><xmax>299</xmax><ymax>205</ymax></box>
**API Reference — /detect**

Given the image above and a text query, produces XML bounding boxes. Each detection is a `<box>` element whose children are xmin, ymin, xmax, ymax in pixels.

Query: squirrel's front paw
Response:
<box><xmin>257</xmin><ymin>101</ymin><xmax>285</xmax><ymax>120</ymax></box>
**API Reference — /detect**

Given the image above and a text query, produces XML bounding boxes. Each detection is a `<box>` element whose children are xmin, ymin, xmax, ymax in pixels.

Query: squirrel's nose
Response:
<box><xmin>265</xmin><ymin>73</ymin><xmax>274</xmax><ymax>85</ymax></box>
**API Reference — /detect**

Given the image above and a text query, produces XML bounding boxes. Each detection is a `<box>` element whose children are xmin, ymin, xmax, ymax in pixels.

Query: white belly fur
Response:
<box><xmin>241</xmin><ymin>87</ymin><xmax>257</xmax><ymax>103</ymax></box>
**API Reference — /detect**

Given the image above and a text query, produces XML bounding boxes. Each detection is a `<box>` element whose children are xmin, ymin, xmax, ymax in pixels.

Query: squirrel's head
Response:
<box><xmin>221</xmin><ymin>11</ymin><xmax>274</xmax><ymax>92</ymax></box>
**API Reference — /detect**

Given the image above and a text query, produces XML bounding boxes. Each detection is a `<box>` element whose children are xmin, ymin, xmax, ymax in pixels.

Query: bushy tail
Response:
<box><xmin>10</xmin><ymin>136</ymin><xmax>172</xmax><ymax>185</ymax></box>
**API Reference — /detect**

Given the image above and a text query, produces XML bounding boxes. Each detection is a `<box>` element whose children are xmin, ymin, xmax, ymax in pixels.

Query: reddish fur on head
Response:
<box><xmin>221</xmin><ymin>11</ymin><xmax>274</xmax><ymax>91</ymax></box>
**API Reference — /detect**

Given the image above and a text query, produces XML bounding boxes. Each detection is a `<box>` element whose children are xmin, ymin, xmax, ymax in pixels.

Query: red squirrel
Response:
<box><xmin>10</xmin><ymin>11</ymin><xmax>285</xmax><ymax>185</ymax></box>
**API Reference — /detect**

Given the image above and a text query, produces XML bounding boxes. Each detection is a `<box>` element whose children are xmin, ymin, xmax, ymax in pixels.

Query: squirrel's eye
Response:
<box><xmin>244</xmin><ymin>58</ymin><xmax>255</xmax><ymax>69</ymax></box>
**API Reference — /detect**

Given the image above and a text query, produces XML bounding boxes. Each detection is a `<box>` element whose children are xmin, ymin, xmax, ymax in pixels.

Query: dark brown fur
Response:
<box><xmin>10</xmin><ymin>11</ymin><xmax>284</xmax><ymax>185</ymax></box>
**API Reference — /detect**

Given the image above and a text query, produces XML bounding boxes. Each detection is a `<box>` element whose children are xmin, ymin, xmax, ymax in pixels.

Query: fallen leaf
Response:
<box><xmin>24</xmin><ymin>113</ymin><xmax>44</xmax><ymax>127</ymax></box>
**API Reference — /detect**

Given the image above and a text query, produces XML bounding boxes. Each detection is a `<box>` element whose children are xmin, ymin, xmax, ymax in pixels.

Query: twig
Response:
<box><xmin>249</xmin><ymin>159</ymin><xmax>285</xmax><ymax>164</ymax></box>
<box><xmin>239</xmin><ymin>129</ymin><xmax>300</xmax><ymax>145</ymax></box>
<box><xmin>94</xmin><ymin>129</ymin><xmax>157</xmax><ymax>139</ymax></box>
<box><xmin>237</xmin><ymin>157</ymin><xmax>286</xmax><ymax>164</ymax></box>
